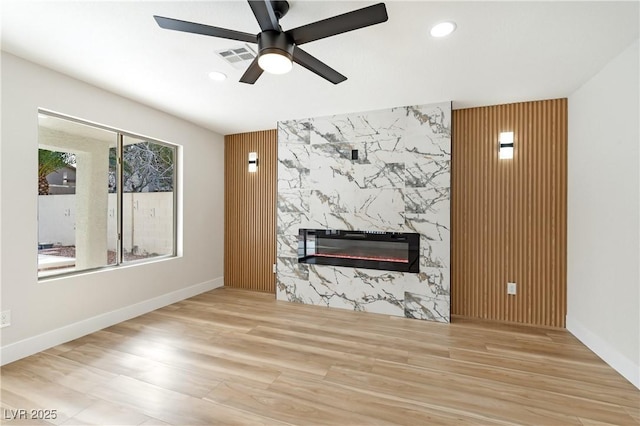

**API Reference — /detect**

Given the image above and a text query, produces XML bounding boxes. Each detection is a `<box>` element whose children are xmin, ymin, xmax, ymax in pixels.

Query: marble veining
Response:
<box><xmin>276</xmin><ymin>102</ymin><xmax>451</xmax><ymax>323</ymax></box>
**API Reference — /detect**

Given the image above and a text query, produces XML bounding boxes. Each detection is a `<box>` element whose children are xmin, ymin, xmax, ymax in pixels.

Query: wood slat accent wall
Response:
<box><xmin>224</xmin><ymin>130</ymin><xmax>277</xmax><ymax>293</ymax></box>
<box><xmin>451</xmin><ymin>99</ymin><xmax>567</xmax><ymax>327</ymax></box>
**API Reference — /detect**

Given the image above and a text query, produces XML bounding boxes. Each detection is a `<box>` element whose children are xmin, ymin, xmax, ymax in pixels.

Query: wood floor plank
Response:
<box><xmin>324</xmin><ymin>364</ymin><xmax>586</xmax><ymax>425</ymax></box>
<box><xmin>89</xmin><ymin>376</ymin><xmax>287</xmax><ymax>426</ymax></box>
<box><xmin>138</xmin><ymin>419</ymin><xmax>172</xmax><ymax>426</ymax></box>
<box><xmin>0</xmin><ymin>401</ymin><xmax>54</xmax><ymax>425</ymax></box>
<box><xmin>75</xmin><ymin>331</ymin><xmax>282</xmax><ymax>388</ymax></box>
<box><xmin>371</xmin><ymin>359</ymin><xmax>636</xmax><ymax>425</ymax></box>
<box><xmin>1</xmin><ymin>287</ymin><xmax>638</xmax><ymax>426</ymax></box>
<box><xmin>578</xmin><ymin>418</ymin><xmax>627</xmax><ymax>426</ymax></box>
<box><xmin>248</xmin><ymin>324</ymin><xmax>410</xmax><ymax>363</ymax></box>
<box><xmin>627</xmin><ymin>406</ymin><xmax>640</xmax><ymax>424</ymax></box>
<box><xmin>408</xmin><ymin>352</ymin><xmax>640</xmax><ymax>409</ymax></box>
<box><xmin>449</xmin><ymin>347</ymin><xmax>636</xmax><ymax>390</ymax></box>
<box><xmin>485</xmin><ymin>341</ymin><xmax>604</xmax><ymax>365</ymax></box>
<box><xmin>249</xmin><ymin>321</ymin><xmax>455</xmax><ymax>359</ymax></box>
<box><xmin>269</xmin><ymin>371</ymin><xmax>512</xmax><ymax>425</ymax></box>
<box><xmin>205</xmin><ymin>380</ymin><xmax>388</xmax><ymax>425</ymax></box>
<box><xmin>3</xmin><ymin>352</ymin><xmax>117</xmax><ymax>394</ymax></box>
<box><xmin>61</xmin><ymin>399</ymin><xmax>153</xmax><ymax>425</ymax></box>
<box><xmin>1</xmin><ymin>368</ymin><xmax>99</xmax><ymax>425</ymax></box>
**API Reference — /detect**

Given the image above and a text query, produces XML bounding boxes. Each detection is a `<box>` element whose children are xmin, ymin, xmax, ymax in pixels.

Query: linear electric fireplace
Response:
<box><xmin>298</xmin><ymin>229</ymin><xmax>420</xmax><ymax>273</ymax></box>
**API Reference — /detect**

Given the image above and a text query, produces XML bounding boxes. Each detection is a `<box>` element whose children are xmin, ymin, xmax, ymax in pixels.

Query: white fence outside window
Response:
<box><xmin>38</xmin><ymin>192</ymin><xmax>174</xmax><ymax>255</ymax></box>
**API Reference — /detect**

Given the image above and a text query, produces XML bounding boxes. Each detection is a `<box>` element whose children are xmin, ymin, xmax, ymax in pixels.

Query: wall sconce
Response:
<box><xmin>248</xmin><ymin>152</ymin><xmax>258</xmax><ymax>173</ymax></box>
<box><xmin>499</xmin><ymin>131</ymin><xmax>514</xmax><ymax>160</ymax></box>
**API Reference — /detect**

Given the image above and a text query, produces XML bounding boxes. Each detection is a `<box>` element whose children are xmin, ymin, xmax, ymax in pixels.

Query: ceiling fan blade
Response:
<box><xmin>154</xmin><ymin>15</ymin><xmax>256</xmax><ymax>43</ymax></box>
<box><xmin>239</xmin><ymin>57</ymin><xmax>264</xmax><ymax>84</ymax></box>
<box><xmin>292</xmin><ymin>47</ymin><xmax>347</xmax><ymax>84</ymax></box>
<box><xmin>248</xmin><ymin>0</ymin><xmax>279</xmax><ymax>31</ymax></box>
<box><xmin>286</xmin><ymin>3</ymin><xmax>388</xmax><ymax>46</ymax></box>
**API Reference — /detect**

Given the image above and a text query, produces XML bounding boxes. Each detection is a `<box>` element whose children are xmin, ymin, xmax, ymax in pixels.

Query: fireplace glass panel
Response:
<box><xmin>316</xmin><ymin>239</ymin><xmax>408</xmax><ymax>263</ymax></box>
<box><xmin>298</xmin><ymin>229</ymin><xmax>419</xmax><ymax>273</ymax></box>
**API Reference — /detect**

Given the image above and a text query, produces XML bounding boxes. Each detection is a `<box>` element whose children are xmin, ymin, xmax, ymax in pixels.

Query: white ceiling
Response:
<box><xmin>2</xmin><ymin>1</ymin><xmax>638</xmax><ymax>135</ymax></box>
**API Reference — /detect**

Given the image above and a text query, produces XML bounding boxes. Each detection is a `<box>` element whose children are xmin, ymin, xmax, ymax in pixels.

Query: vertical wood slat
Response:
<box><xmin>451</xmin><ymin>99</ymin><xmax>567</xmax><ymax>327</ymax></box>
<box><xmin>224</xmin><ymin>130</ymin><xmax>277</xmax><ymax>293</ymax></box>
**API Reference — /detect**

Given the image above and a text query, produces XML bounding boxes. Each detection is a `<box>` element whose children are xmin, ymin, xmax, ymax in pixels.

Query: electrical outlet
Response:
<box><xmin>1</xmin><ymin>310</ymin><xmax>11</xmax><ymax>328</ymax></box>
<box><xmin>272</xmin><ymin>263</ymin><xmax>277</xmax><ymax>274</ymax></box>
<box><xmin>507</xmin><ymin>282</ymin><xmax>517</xmax><ymax>295</ymax></box>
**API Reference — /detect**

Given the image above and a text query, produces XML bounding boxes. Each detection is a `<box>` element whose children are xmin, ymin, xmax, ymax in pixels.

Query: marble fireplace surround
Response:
<box><xmin>276</xmin><ymin>102</ymin><xmax>451</xmax><ymax>322</ymax></box>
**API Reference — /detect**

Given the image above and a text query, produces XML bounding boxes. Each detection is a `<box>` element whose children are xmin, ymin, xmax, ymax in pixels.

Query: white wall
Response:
<box><xmin>567</xmin><ymin>39</ymin><xmax>639</xmax><ymax>389</ymax></box>
<box><xmin>0</xmin><ymin>52</ymin><xmax>225</xmax><ymax>364</ymax></box>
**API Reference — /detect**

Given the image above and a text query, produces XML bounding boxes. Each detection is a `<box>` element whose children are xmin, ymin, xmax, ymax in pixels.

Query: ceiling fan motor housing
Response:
<box><xmin>258</xmin><ymin>30</ymin><xmax>294</xmax><ymax>61</ymax></box>
<box><xmin>271</xmin><ymin>0</ymin><xmax>290</xmax><ymax>20</ymax></box>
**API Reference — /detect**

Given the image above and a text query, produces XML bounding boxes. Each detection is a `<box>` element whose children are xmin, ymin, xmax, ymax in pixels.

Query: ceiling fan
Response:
<box><xmin>153</xmin><ymin>1</ymin><xmax>388</xmax><ymax>84</ymax></box>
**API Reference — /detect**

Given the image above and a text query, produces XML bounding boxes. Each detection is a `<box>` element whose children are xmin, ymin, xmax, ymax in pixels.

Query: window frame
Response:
<box><xmin>37</xmin><ymin>109</ymin><xmax>179</xmax><ymax>280</ymax></box>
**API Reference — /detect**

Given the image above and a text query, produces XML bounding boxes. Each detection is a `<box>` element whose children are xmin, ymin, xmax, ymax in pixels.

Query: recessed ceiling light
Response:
<box><xmin>430</xmin><ymin>21</ymin><xmax>456</xmax><ymax>38</ymax></box>
<box><xmin>208</xmin><ymin>71</ymin><xmax>227</xmax><ymax>81</ymax></box>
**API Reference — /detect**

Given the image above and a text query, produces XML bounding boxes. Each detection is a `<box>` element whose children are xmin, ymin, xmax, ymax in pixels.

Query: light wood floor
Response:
<box><xmin>1</xmin><ymin>287</ymin><xmax>638</xmax><ymax>425</ymax></box>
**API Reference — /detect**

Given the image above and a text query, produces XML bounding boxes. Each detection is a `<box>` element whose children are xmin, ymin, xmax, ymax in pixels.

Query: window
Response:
<box><xmin>37</xmin><ymin>111</ymin><xmax>177</xmax><ymax>278</ymax></box>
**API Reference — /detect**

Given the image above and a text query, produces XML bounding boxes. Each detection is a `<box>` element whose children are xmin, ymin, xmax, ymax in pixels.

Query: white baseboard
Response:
<box><xmin>0</xmin><ymin>277</ymin><xmax>224</xmax><ymax>366</ymax></box>
<box><xmin>566</xmin><ymin>315</ymin><xmax>639</xmax><ymax>390</ymax></box>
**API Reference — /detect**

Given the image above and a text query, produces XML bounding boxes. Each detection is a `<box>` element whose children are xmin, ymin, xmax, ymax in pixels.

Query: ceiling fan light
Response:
<box><xmin>258</xmin><ymin>52</ymin><xmax>293</xmax><ymax>74</ymax></box>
